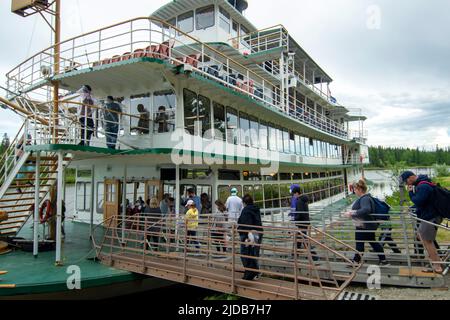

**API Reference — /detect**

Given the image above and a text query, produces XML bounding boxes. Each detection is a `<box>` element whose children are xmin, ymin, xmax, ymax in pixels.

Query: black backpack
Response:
<box><xmin>418</xmin><ymin>181</ymin><xmax>450</xmax><ymax>219</ymax></box>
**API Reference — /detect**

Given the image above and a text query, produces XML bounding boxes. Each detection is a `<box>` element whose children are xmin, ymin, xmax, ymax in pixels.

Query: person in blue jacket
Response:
<box><xmin>345</xmin><ymin>180</ymin><xmax>388</xmax><ymax>266</ymax></box>
<box><xmin>401</xmin><ymin>171</ymin><xmax>443</xmax><ymax>273</ymax></box>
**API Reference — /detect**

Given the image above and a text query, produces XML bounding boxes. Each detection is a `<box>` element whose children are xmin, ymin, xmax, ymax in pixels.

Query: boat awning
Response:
<box><xmin>151</xmin><ymin>0</ymin><xmax>257</xmax><ymax>33</ymax></box>
<box><xmin>289</xmin><ymin>35</ymin><xmax>333</xmax><ymax>84</ymax></box>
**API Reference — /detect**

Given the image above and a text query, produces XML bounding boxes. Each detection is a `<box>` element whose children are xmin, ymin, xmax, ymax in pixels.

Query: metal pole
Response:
<box><xmin>122</xmin><ymin>165</ymin><xmax>127</xmax><ymax>244</ymax></box>
<box><xmin>89</xmin><ymin>165</ymin><xmax>95</xmax><ymax>239</ymax></box>
<box><xmin>55</xmin><ymin>151</ymin><xmax>64</xmax><ymax>265</ymax></box>
<box><xmin>52</xmin><ymin>0</ymin><xmax>61</xmax><ymax>143</ymax></box>
<box><xmin>33</xmin><ymin>153</ymin><xmax>41</xmax><ymax>257</ymax></box>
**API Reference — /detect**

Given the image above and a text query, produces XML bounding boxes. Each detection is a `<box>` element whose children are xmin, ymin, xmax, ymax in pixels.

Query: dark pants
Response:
<box><xmin>379</xmin><ymin>228</ymin><xmax>401</xmax><ymax>254</ymax></box>
<box><xmin>187</xmin><ymin>230</ymin><xmax>200</xmax><ymax>249</ymax></box>
<box><xmin>79</xmin><ymin>117</ymin><xmax>94</xmax><ymax>146</ymax></box>
<box><xmin>240</xmin><ymin>234</ymin><xmax>263</xmax><ymax>280</ymax></box>
<box><xmin>353</xmin><ymin>228</ymin><xmax>386</xmax><ymax>263</ymax></box>
<box><xmin>105</xmin><ymin>123</ymin><xmax>119</xmax><ymax>149</ymax></box>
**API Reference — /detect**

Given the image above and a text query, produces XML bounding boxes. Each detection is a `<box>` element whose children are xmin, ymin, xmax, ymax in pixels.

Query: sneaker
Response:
<box><xmin>379</xmin><ymin>260</ymin><xmax>390</xmax><ymax>267</ymax></box>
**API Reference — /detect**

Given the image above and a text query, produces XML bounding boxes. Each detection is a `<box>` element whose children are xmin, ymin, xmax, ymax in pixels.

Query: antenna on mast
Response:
<box><xmin>11</xmin><ymin>0</ymin><xmax>61</xmax><ymax>143</ymax></box>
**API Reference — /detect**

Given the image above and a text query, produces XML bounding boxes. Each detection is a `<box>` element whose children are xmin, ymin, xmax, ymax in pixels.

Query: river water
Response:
<box><xmin>365</xmin><ymin>168</ymin><xmax>434</xmax><ymax>200</ymax></box>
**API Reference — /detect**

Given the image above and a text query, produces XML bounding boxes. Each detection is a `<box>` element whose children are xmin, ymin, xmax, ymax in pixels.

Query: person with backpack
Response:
<box><xmin>344</xmin><ymin>180</ymin><xmax>388</xmax><ymax>266</ymax></box>
<box><xmin>400</xmin><ymin>171</ymin><xmax>448</xmax><ymax>273</ymax></box>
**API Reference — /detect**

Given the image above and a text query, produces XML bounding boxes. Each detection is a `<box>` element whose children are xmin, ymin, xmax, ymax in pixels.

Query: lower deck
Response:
<box><xmin>0</xmin><ymin>221</ymin><xmax>172</xmax><ymax>299</ymax></box>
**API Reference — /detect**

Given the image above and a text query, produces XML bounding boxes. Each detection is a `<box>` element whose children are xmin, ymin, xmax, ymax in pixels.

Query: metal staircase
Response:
<box><xmin>0</xmin><ymin>98</ymin><xmax>72</xmax><ymax>237</ymax></box>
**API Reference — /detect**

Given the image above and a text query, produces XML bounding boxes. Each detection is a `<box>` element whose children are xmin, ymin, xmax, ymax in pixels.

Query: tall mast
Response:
<box><xmin>52</xmin><ymin>0</ymin><xmax>61</xmax><ymax>143</ymax></box>
<box><xmin>11</xmin><ymin>0</ymin><xmax>62</xmax><ymax>142</ymax></box>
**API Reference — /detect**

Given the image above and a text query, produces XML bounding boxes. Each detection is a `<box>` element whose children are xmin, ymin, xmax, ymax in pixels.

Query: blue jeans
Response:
<box><xmin>105</xmin><ymin>123</ymin><xmax>119</xmax><ymax>149</ymax></box>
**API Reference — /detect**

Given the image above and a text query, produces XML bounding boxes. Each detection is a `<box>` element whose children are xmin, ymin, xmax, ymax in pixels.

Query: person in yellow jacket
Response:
<box><xmin>185</xmin><ymin>200</ymin><xmax>200</xmax><ymax>250</ymax></box>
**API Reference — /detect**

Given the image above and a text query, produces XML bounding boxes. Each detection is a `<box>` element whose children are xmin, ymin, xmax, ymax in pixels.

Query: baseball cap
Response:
<box><xmin>185</xmin><ymin>200</ymin><xmax>195</xmax><ymax>207</ymax></box>
<box><xmin>230</xmin><ymin>188</ymin><xmax>238</xmax><ymax>195</ymax></box>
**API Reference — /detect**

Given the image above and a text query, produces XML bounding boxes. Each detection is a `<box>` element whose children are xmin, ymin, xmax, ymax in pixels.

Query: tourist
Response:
<box><xmin>225</xmin><ymin>188</ymin><xmax>243</xmax><ymax>223</ymax></box>
<box><xmin>77</xmin><ymin>85</ymin><xmax>95</xmax><ymax>146</ymax></box>
<box><xmin>200</xmin><ymin>193</ymin><xmax>212</xmax><ymax>215</ymax></box>
<box><xmin>289</xmin><ymin>184</ymin><xmax>301</xmax><ymax>221</ymax></box>
<box><xmin>144</xmin><ymin>198</ymin><xmax>162</xmax><ymax>251</ymax></box>
<box><xmin>400</xmin><ymin>171</ymin><xmax>443</xmax><ymax>273</ymax></box>
<box><xmin>103</xmin><ymin>96</ymin><xmax>122</xmax><ymax>150</ymax></box>
<box><xmin>211</xmin><ymin>201</ymin><xmax>227</xmax><ymax>254</ymax></box>
<box><xmin>155</xmin><ymin>106</ymin><xmax>169</xmax><ymax>133</ymax></box>
<box><xmin>185</xmin><ymin>200</ymin><xmax>200</xmax><ymax>250</ymax></box>
<box><xmin>185</xmin><ymin>188</ymin><xmax>202</xmax><ymax>214</ymax></box>
<box><xmin>238</xmin><ymin>195</ymin><xmax>263</xmax><ymax>281</ymax></box>
<box><xmin>344</xmin><ymin>180</ymin><xmax>388</xmax><ymax>266</ymax></box>
<box><xmin>136</xmin><ymin>104</ymin><xmax>150</xmax><ymax>135</ymax></box>
<box><xmin>160</xmin><ymin>193</ymin><xmax>170</xmax><ymax>216</ymax></box>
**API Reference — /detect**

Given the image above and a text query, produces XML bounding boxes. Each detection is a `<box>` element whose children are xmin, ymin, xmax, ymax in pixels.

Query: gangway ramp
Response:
<box><xmin>92</xmin><ymin>215</ymin><xmax>362</xmax><ymax>300</ymax></box>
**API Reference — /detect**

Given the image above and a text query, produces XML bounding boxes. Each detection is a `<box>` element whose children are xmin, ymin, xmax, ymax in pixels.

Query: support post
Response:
<box><xmin>175</xmin><ymin>164</ymin><xmax>180</xmax><ymax>249</ymax></box>
<box><xmin>89</xmin><ymin>165</ymin><xmax>95</xmax><ymax>239</ymax></box>
<box><xmin>33</xmin><ymin>153</ymin><xmax>41</xmax><ymax>257</ymax></box>
<box><xmin>55</xmin><ymin>151</ymin><xmax>64</xmax><ymax>265</ymax></box>
<box><xmin>122</xmin><ymin>165</ymin><xmax>127</xmax><ymax>244</ymax></box>
<box><xmin>52</xmin><ymin>0</ymin><xmax>61</xmax><ymax>143</ymax></box>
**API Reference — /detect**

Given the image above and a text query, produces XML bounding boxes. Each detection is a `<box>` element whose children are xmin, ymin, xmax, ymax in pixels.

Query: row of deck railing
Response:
<box><xmin>92</xmin><ymin>213</ymin><xmax>362</xmax><ymax>300</ymax></box>
<box><xmin>5</xmin><ymin>18</ymin><xmax>351</xmax><ymax>140</ymax></box>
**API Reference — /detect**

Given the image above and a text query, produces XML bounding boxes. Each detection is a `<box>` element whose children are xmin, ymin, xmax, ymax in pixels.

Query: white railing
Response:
<box><xmin>6</xmin><ymin>17</ymin><xmax>349</xmax><ymax>140</ymax></box>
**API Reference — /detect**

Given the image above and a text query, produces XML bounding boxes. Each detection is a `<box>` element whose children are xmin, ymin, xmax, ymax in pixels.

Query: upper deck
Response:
<box><xmin>4</xmin><ymin>0</ymin><xmax>367</xmax><ymax>146</ymax></box>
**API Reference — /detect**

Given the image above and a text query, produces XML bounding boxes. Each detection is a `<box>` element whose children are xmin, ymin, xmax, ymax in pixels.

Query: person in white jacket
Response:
<box><xmin>225</xmin><ymin>188</ymin><xmax>243</xmax><ymax>223</ymax></box>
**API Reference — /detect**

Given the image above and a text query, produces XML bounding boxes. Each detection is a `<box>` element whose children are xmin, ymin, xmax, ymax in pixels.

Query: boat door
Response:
<box><xmin>104</xmin><ymin>179</ymin><xmax>120</xmax><ymax>224</ymax></box>
<box><xmin>145</xmin><ymin>180</ymin><xmax>163</xmax><ymax>202</ymax></box>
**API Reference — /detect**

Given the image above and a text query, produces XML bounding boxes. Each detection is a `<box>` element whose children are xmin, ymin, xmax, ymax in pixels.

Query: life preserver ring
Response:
<box><xmin>39</xmin><ymin>200</ymin><xmax>54</xmax><ymax>224</ymax></box>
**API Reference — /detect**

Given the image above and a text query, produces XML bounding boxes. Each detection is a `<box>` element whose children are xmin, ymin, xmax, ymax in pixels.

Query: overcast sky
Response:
<box><xmin>1</xmin><ymin>0</ymin><xmax>449</xmax><ymax>149</ymax></box>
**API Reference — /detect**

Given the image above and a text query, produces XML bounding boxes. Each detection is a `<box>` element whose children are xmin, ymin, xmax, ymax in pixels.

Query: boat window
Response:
<box><xmin>295</xmin><ymin>135</ymin><xmax>301</xmax><ymax>155</ymax></box>
<box><xmin>249</xmin><ymin>116</ymin><xmax>259</xmax><ymax>148</ymax></box>
<box><xmin>184</xmin><ymin>89</ymin><xmax>212</xmax><ymax>136</ymax></box>
<box><xmin>259</xmin><ymin>121</ymin><xmax>268</xmax><ymax>150</ymax></box>
<box><xmin>196</xmin><ymin>5</ymin><xmax>215</xmax><ymax>30</ymax></box>
<box><xmin>277</xmin><ymin>128</ymin><xmax>284</xmax><ymax>153</ymax></box>
<box><xmin>289</xmin><ymin>132</ymin><xmax>296</xmax><ymax>154</ymax></box>
<box><xmin>268</xmin><ymin>125</ymin><xmax>277</xmax><ymax>151</ymax></box>
<box><xmin>183</xmin><ymin>89</ymin><xmax>197</xmax><ymax>135</ymax></box>
<box><xmin>198</xmin><ymin>95</ymin><xmax>212</xmax><ymax>136</ymax></box>
<box><xmin>213</xmin><ymin>102</ymin><xmax>226</xmax><ymax>141</ymax></box>
<box><xmin>280</xmin><ymin>184</ymin><xmax>291</xmax><ymax>208</ymax></box>
<box><xmin>218</xmin><ymin>169</ymin><xmax>241</xmax><ymax>181</ymax></box>
<box><xmin>279</xmin><ymin>173</ymin><xmax>291</xmax><ymax>181</ymax></box>
<box><xmin>239</xmin><ymin>112</ymin><xmax>250</xmax><ymax>147</ymax></box>
<box><xmin>76</xmin><ymin>182</ymin><xmax>91</xmax><ymax>212</ymax></box>
<box><xmin>264</xmin><ymin>184</ymin><xmax>280</xmax><ymax>210</ymax></box>
<box><xmin>243</xmin><ymin>171</ymin><xmax>262</xmax><ymax>181</ymax></box>
<box><xmin>178</xmin><ymin>11</ymin><xmax>194</xmax><ymax>35</ymax></box>
<box><xmin>164</xmin><ymin>18</ymin><xmax>177</xmax><ymax>37</ymax></box>
<box><xmin>219</xmin><ymin>6</ymin><xmax>231</xmax><ymax>33</ymax></box>
<box><xmin>226</xmin><ymin>107</ymin><xmax>239</xmax><ymax>145</ymax></box>
<box><xmin>240</xmin><ymin>25</ymin><xmax>249</xmax><ymax>36</ymax></box>
<box><xmin>218</xmin><ymin>185</ymin><xmax>242</xmax><ymax>203</ymax></box>
<box><xmin>232</xmin><ymin>20</ymin><xmax>239</xmax><ymax>38</ymax></box>
<box><xmin>97</xmin><ymin>182</ymin><xmax>104</xmax><ymax>214</ymax></box>
<box><xmin>154</xmin><ymin>90</ymin><xmax>176</xmax><ymax>133</ymax></box>
<box><xmin>282</xmin><ymin>130</ymin><xmax>289</xmax><ymax>154</ymax></box>
<box><xmin>263</xmin><ymin>173</ymin><xmax>278</xmax><ymax>181</ymax></box>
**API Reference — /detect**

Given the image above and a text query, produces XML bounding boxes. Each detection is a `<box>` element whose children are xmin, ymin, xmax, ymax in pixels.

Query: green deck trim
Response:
<box><xmin>25</xmin><ymin>144</ymin><xmax>352</xmax><ymax>169</ymax></box>
<box><xmin>0</xmin><ymin>221</ymin><xmax>145</xmax><ymax>297</ymax></box>
<box><xmin>53</xmin><ymin>57</ymin><xmax>170</xmax><ymax>81</ymax></box>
